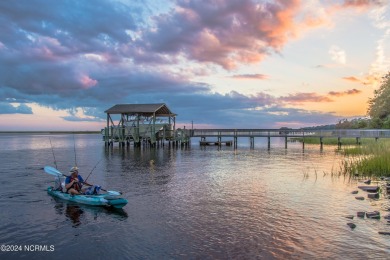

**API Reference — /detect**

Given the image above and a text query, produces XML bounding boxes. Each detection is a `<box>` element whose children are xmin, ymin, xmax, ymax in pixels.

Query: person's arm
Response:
<box><xmin>81</xmin><ymin>176</ymin><xmax>92</xmax><ymax>186</ymax></box>
<box><xmin>65</xmin><ymin>177</ymin><xmax>76</xmax><ymax>189</ymax></box>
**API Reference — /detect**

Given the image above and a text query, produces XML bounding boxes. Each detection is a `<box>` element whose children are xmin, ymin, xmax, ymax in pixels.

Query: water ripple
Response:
<box><xmin>1</xmin><ymin>135</ymin><xmax>390</xmax><ymax>258</ymax></box>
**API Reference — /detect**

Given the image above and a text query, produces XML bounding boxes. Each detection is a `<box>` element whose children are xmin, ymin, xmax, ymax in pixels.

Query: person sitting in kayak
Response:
<box><xmin>65</xmin><ymin>166</ymin><xmax>100</xmax><ymax>195</ymax></box>
<box><xmin>65</xmin><ymin>167</ymin><xmax>87</xmax><ymax>195</ymax></box>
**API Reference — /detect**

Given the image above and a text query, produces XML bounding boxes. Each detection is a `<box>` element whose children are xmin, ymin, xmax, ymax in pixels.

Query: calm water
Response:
<box><xmin>0</xmin><ymin>133</ymin><xmax>389</xmax><ymax>259</ymax></box>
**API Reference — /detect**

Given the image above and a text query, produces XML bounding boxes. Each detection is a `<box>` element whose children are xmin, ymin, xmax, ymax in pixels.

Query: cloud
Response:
<box><xmin>278</xmin><ymin>89</ymin><xmax>361</xmax><ymax>105</ymax></box>
<box><xmin>0</xmin><ymin>0</ymin><xmax>138</xmax><ymax>57</ymax></box>
<box><xmin>362</xmin><ymin>74</ymin><xmax>383</xmax><ymax>86</ymax></box>
<box><xmin>140</xmin><ymin>0</ymin><xmax>312</xmax><ymax>69</ymax></box>
<box><xmin>0</xmin><ymin>103</ymin><xmax>32</xmax><ymax>114</ymax></box>
<box><xmin>0</xmin><ymin>0</ymin><xmax>374</xmax><ymax>130</ymax></box>
<box><xmin>61</xmin><ymin>115</ymin><xmax>103</xmax><ymax>122</ymax></box>
<box><xmin>230</xmin><ymin>74</ymin><xmax>269</xmax><ymax>80</ymax></box>
<box><xmin>0</xmin><ymin>0</ymin><xmax>143</xmax><ymax>100</ymax></box>
<box><xmin>342</xmin><ymin>75</ymin><xmax>384</xmax><ymax>88</ymax></box>
<box><xmin>280</xmin><ymin>92</ymin><xmax>333</xmax><ymax>104</ymax></box>
<box><xmin>343</xmin><ymin>76</ymin><xmax>361</xmax><ymax>82</ymax></box>
<box><xmin>341</xmin><ymin>0</ymin><xmax>385</xmax><ymax>8</ymax></box>
<box><xmin>329</xmin><ymin>45</ymin><xmax>346</xmax><ymax>64</ymax></box>
<box><xmin>328</xmin><ymin>89</ymin><xmax>361</xmax><ymax>96</ymax></box>
<box><xmin>163</xmin><ymin>92</ymin><xmax>340</xmax><ymax>128</ymax></box>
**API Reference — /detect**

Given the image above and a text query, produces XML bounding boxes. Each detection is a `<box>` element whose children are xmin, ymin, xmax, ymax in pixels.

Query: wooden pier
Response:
<box><xmin>100</xmin><ymin>105</ymin><xmax>390</xmax><ymax>150</ymax></box>
<box><xmin>191</xmin><ymin>129</ymin><xmax>390</xmax><ymax>149</ymax></box>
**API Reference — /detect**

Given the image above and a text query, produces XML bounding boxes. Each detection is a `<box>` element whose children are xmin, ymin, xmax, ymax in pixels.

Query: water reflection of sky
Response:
<box><xmin>0</xmin><ymin>134</ymin><xmax>389</xmax><ymax>258</ymax></box>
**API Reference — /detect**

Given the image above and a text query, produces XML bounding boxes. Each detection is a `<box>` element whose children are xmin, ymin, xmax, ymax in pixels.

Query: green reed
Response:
<box><xmin>292</xmin><ymin>137</ymin><xmax>360</xmax><ymax>145</ymax></box>
<box><xmin>292</xmin><ymin>137</ymin><xmax>390</xmax><ymax>177</ymax></box>
<box><xmin>340</xmin><ymin>139</ymin><xmax>390</xmax><ymax>177</ymax></box>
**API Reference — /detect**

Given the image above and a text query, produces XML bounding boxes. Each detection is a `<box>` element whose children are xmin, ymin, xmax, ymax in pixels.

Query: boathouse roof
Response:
<box><xmin>104</xmin><ymin>103</ymin><xmax>176</xmax><ymax>117</ymax></box>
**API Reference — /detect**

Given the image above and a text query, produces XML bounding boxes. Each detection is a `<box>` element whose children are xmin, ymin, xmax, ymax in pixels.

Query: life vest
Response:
<box><xmin>66</xmin><ymin>176</ymin><xmax>83</xmax><ymax>193</ymax></box>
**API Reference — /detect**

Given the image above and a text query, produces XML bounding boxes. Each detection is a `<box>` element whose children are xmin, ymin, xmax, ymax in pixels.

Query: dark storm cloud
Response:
<box><xmin>0</xmin><ymin>0</ymin><xmax>138</xmax><ymax>51</ymax></box>
<box><xmin>0</xmin><ymin>0</ymin><xmax>142</xmax><ymax>102</ymax></box>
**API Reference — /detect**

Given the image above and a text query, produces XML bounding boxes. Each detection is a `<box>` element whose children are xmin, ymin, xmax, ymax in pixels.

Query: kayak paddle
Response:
<box><xmin>43</xmin><ymin>166</ymin><xmax>122</xmax><ymax>196</ymax></box>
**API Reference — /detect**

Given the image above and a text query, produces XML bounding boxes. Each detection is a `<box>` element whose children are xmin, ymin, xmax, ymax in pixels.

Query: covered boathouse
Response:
<box><xmin>102</xmin><ymin>103</ymin><xmax>189</xmax><ymax>147</ymax></box>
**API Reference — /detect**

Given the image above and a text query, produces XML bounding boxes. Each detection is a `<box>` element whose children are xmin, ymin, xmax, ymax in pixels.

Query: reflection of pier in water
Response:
<box><xmin>193</xmin><ymin>129</ymin><xmax>390</xmax><ymax>149</ymax></box>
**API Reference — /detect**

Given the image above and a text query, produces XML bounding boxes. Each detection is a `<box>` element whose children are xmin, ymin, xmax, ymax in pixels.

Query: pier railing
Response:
<box><xmin>190</xmin><ymin>129</ymin><xmax>390</xmax><ymax>138</ymax></box>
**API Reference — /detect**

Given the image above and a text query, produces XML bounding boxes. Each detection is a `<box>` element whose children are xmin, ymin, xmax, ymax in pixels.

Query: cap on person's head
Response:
<box><xmin>70</xmin><ymin>166</ymin><xmax>79</xmax><ymax>174</ymax></box>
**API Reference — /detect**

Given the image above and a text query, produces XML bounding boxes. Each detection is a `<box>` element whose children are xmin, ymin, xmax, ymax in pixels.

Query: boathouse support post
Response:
<box><xmin>152</xmin><ymin>112</ymin><xmax>156</xmax><ymax>146</ymax></box>
<box><xmin>267</xmin><ymin>132</ymin><xmax>271</xmax><ymax>150</ymax></box>
<box><xmin>105</xmin><ymin>113</ymin><xmax>110</xmax><ymax>146</ymax></box>
<box><xmin>135</xmin><ymin>114</ymin><xmax>140</xmax><ymax>147</ymax></box>
<box><xmin>121</xmin><ymin>113</ymin><xmax>125</xmax><ymax>147</ymax></box>
<box><xmin>173</xmin><ymin>117</ymin><xmax>176</xmax><ymax>139</ymax></box>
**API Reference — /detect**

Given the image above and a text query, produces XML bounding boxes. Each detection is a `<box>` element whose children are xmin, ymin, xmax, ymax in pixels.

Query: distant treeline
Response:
<box><xmin>302</xmin><ymin>71</ymin><xmax>390</xmax><ymax>130</ymax></box>
<box><xmin>335</xmin><ymin>72</ymin><xmax>390</xmax><ymax>129</ymax></box>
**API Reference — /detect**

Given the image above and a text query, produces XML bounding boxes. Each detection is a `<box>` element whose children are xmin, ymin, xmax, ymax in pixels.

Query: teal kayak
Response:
<box><xmin>47</xmin><ymin>186</ymin><xmax>128</xmax><ymax>209</ymax></box>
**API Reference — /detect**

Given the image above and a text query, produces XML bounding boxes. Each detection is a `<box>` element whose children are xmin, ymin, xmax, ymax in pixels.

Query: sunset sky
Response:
<box><xmin>0</xmin><ymin>0</ymin><xmax>389</xmax><ymax>130</ymax></box>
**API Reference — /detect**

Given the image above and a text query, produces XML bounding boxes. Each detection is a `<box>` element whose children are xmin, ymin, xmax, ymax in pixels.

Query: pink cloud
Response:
<box><xmin>280</xmin><ymin>92</ymin><xmax>333</xmax><ymax>104</ymax></box>
<box><xmin>231</xmin><ymin>74</ymin><xmax>269</xmax><ymax>80</ymax></box>
<box><xmin>342</xmin><ymin>0</ymin><xmax>384</xmax><ymax>8</ymax></box>
<box><xmin>342</xmin><ymin>76</ymin><xmax>361</xmax><ymax>82</ymax></box>
<box><xmin>328</xmin><ymin>88</ymin><xmax>361</xmax><ymax>96</ymax></box>
<box><xmin>146</xmin><ymin>0</ymin><xmax>312</xmax><ymax>70</ymax></box>
<box><xmin>79</xmin><ymin>74</ymin><xmax>98</xmax><ymax>89</ymax></box>
<box><xmin>140</xmin><ymin>0</ymin><xmax>385</xmax><ymax>70</ymax></box>
<box><xmin>342</xmin><ymin>74</ymin><xmax>383</xmax><ymax>87</ymax></box>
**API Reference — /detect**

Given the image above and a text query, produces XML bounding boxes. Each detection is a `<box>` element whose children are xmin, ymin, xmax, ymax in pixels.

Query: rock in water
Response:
<box><xmin>357</xmin><ymin>212</ymin><xmax>365</xmax><ymax>218</ymax></box>
<box><xmin>367</xmin><ymin>193</ymin><xmax>379</xmax><ymax>199</ymax></box>
<box><xmin>347</xmin><ymin>223</ymin><xmax>356</xmax><ymax>229</ymax></box>
<box><xmin>366</xmin><ymin>211</ymin><xmax>380</xmax><ymax>219</ymax></box>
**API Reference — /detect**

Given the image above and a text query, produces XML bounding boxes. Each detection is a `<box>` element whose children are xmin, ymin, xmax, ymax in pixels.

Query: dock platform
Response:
<box><xmin>200</xmin><ymin>140</ymin><xmax>233</xmax><ymax>146</ymax></box>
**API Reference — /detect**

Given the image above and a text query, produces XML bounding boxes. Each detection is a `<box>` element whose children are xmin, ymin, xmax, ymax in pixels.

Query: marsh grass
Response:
<box><xmin>340</xmin><ymin>139</ymin><xmax>390</xmax><ymax>177</ymax></box>
<box><xmin>293</xmin><ymin>137</ymin><xmax>390</xmax><ymax>178</ymax></box>
<box><xmin>290</xmin><ymin>137</ymin><xmax>375</xmax><ymax>145</ymax></box>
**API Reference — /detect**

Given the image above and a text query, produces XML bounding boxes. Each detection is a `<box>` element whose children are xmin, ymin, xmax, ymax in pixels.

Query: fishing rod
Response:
<box><xmin>84</xmin><ymin>158</ymin><xmax>103</xmax><ymax>183</ymax></box>
<box><xmin>49</xmin><ymin>137</ymin><xmax>58</xmax><ymax>169</ymax></box>
<box><xmin>73</xmin><ymin>133</ymin><xmax>78</xmax><ymax>167</ymax></box>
